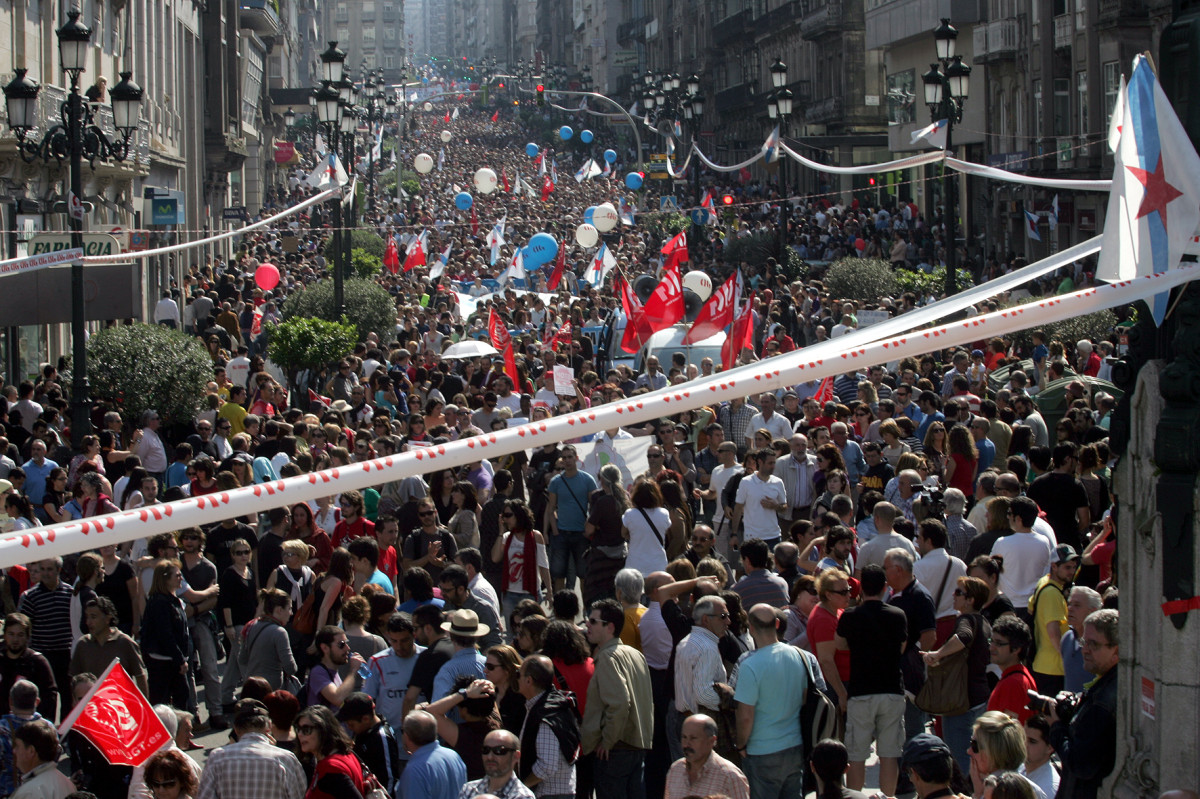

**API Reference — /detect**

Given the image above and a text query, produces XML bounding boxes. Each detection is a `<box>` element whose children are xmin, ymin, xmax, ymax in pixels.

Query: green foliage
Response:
<box><xmin>87</xmin><ymin>324</ymin><xmax>211</xmax><ymax>426</ymax></box>
<box><xmin>720</xmin><ymin>232</ymin><xmax>807</xmax><ymax>280</ymax></box>
<box><xmin>1008</xmin><ymin>304</ymin><xmax>1119</xmax><ymax>352</ymax></box>
<box><xmin>281</xmin><ymin>278</ymin><xmax>395</xmax><ymax>343</ymax></box>
<box><xmin>265</xmin><ymin>316</ymin><xmax>358</xmax><ymax>389</ymax></box>
<box><xmin>640</xmin><ymin>212</ymin><xmax>689</xmax><ymax>242</ymax></box>
<box><xmin>324</xmin><ymin>229</ymin><xmax>385</xmax><ymax>261</ymax></box>
<box><xmin>350</xmin><ymin>247</ymin><xmax>382</xmax><ymax>278</ymax></box>
<box><xmin>822</xmin><ymin>257</ymin><xmax>899</xmax><ymax>304</ymax></box>
<box><xmin>401</xmin><ymin>177</ymin><xmax>420</xmax><ymax>197</ymax></box>
<box><xmin>893</xmin><ymin>266</ymin><xmax>975</xmax><ymax>297</ymax></box>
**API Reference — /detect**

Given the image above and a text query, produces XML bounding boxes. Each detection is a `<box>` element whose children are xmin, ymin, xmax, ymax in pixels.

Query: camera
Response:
<box><xmin>914</xmin><ymin>488</ymin><xmax>945</xmax><ymax>522</ymax></box>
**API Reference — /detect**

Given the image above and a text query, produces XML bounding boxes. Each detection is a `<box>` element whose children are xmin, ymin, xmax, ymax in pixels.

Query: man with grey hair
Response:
<box><xmin>665</xmin><ymin>714</ymin><xmax>749</xmax><ymax>799</ymax></box>
<box><xmin>129</xmin><ymin>704</ymin><xmax>204</xmax><ymax>799</ymax></box>
<box><xmin>400</xmin><ymin>709</ymin><xmax>467</xmax><ymax>799</ymax></box>
<box><xmin>614</xmin><ymin>568</ymin><xmax>645</xmax><ymax>609</ymax></box>
<box><xmin>967</xmin><ymin>471</ymin><xmax>999</xmax><ymax>532</ymax></box>
<box><xmin>670</xmin><ymin>595</ymin><xmax>732</xmax><ymax>761</ymax></box>
<box><xmin>941</xmin><ymin>488</ymin><xmax>976</xmax><ymax>562</ymax></box>
<box><xmin>1060</xmin><ymin>586</ymin><xmax>1103</xmax><ymax>692</ymax></box>
<box><xmin>856</xmin><ymin>502</ymin><xmax>917</xmax><ymax>576</ymax></box>
<box><xmin>892</xmin><ymin>469</ymin><xmax>922</xmax><ymax>522</ymax></box>
<box><xmin>884</xmin><ymin>547</ymin><xmax>937</xmax><ymax>748</ymax></box>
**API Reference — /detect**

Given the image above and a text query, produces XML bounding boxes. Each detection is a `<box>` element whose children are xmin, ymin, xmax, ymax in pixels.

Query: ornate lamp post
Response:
<box><xmin>317</xmin><ymin>41</ymin><xmax>346</xmax><ymax>315</ymax></box>
<box><xmin>923</xmin><ymin>19</ymin><xmax>971</xmax><ymax>296</ymax></box>
<box><xmin>768</xmin><ymin>57</ymin><xmax>793</xmax><ymax>264</ymax></box>
<box><xmin>3</xmin><ymin>10</ymin><xmax>142</xmax><ymax>447</ymax></box>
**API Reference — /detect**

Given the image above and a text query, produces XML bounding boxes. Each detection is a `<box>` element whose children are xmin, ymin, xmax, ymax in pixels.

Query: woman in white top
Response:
<box><xmin>621</xmin><ymin>479</ymin><xmax>671</xmax><ymax>576</ymax></box>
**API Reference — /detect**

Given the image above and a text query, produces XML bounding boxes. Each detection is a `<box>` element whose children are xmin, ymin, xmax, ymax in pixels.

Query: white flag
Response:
<box><xmin>306</xmin><ymin>152</ymin><xmax>349</xmax><ymax>190</ymax></box>
<box><xmin>910</xmin><ymin>119</ymin><xmax>948</xmax><ymax>150</ymax></box>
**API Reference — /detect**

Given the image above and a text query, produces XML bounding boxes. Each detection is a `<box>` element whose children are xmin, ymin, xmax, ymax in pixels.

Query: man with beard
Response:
<box><xmin>0</xmin><ymin>614</ymin><xmax>56</xmax><ymax>720</ymax></box>
<box><xmin>307</xmin><ymin>625</ymin><xmax>366</xmax><ymax>711</ymax></box>
<box><xmin>665</xmin><ymin>714</ymin><xmax>749</xmax><ymax>799</ymax></box>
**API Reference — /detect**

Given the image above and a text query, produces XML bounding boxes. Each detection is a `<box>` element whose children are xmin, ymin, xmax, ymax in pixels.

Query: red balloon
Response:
<box><xmin>854</xmin><ymin>239</ymin><xmax>867</xmax><ymax>252</ymax></box>
<box><xmin>255</xmin><ymin>262</ymin><xmax>280</xmax><ymax>291</ymax></box>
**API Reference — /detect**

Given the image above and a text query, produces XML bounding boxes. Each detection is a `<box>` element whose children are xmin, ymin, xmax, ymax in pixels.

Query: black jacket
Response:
<box><xmin>1050</xmin><ymin>665</ymin><xmax>1117</xmax><ymax>799</ymax></box>
<box><xmin>140</xmin><ymin>593</ymin><xmax>191</xmax><ymax>666</ymax></box>
<box><xmin>518</xmin><ymin>689</ymin><xmax>580</xmax><ymax>782</ymax></box>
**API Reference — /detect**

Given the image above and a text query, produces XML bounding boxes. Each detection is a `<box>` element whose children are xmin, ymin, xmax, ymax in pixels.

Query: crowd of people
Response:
<box><xmin>0</xmin><ymin>100</ymin><xmax>1145</xmax><ymax>799</ymax></box>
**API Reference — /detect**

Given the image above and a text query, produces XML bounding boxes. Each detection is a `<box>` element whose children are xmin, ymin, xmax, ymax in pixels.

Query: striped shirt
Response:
<box><xmin>674</xmin><ymin>626</ymin><xmax>726</xmax><ymax>713</ymax></box>
<box><xmin>664</xmin><ymin>751</ymin><xmax>750</xmax><ymax>799</ymax></box>
<box><xmin>18</xmin><ymin>581</ymin><xmax>73</xmax><ymax>653</ymax></box>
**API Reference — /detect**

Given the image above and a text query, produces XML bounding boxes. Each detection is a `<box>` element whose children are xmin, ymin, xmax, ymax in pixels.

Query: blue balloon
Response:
<box><xmin>525</xmin><ymin>142</ymin><xmax>539</xmax><ymax>158</ymax></box>
<box><xmin>455</xmin><ymin>191</ymin><xmax>473</xmax><ymax>211</ymax></box>
<box><xmin>603</xmin><ymin>148</ymin><xmax>617</xmax><ymax>163</ymax></box>
<box><xmin>559</xmin><ymin>126</ymin><xmax>574</xmax><ymax>141</ymax></box>
<box><xmin>625</xmin><ymin>172</ymin><xmax>643</xmax><ymax>190</ymax></box>
<box><xmin>583</xmin><ymin>206</ymin><xmax>597</xmax><ymax>225</ymax></box>
<box><xmin>526</xmin><ymin>232</ymin><xmax>559</xmax><ymax>267</ymax></box>
<box><xmin>580</xmin><ymin>129</ymin><xmax>594</xmax><ymax>144</ymax></box>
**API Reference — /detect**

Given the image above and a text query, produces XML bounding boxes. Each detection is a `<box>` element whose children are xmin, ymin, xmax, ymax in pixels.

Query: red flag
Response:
<box><xmin>487</xmin><ymin>307</ymin><xmax>520</xmax><ymax>387</ymax></box>
<box><xmin>470</xmin><ymin>206</ymin><xmax>479</xmax><ymax>236</ymax></box>
<box><xmin>541</xmin><ymin>173</ymin><xmax>555</xmax><ymax>201</ymax></box>
<box><xmin>661</xmin><ymin>231</ymin><xmax>689</xmax><ymax>269</ymax></box>
<box><xmin>501</xmin><ymin>168</ymin><xmax>511</xmax><ymax>192</ymax></box>
<box><xmin>812</xmin><ymin>376</ymin><xmax>835</xmax><ymax>405</ymax></box>
<box><xmin>553</xmin><ymin>319</ymin><xmax>574</xmax><ymax>352</ymax></box>
<box><xmin>721</xmin><ymin>292</ymin><xmax>756</xmax><ymax>371</ymax></box>
<box><xmin>383</xmin><ymin>237</ymin><xmax>400</xmax><ymax>274</ymax></box>
<box><xmin>639</xmin><ymin>258</ymin><xmax>685</xmax><ymax>337</ymax></box>
<box><xmin>684</xmin><ymin>272</ymin><xmax>740</xmax><ymax>344</ymax></box>
<box><xmin>402</xmin><ymin>235</ymin><xmax>426</xmax><ymax>271</ymax></box>
<box><xmin>548</xmin><ymin>244</ymin><xmax>567</xmax><ymax>291</ymax></box>
<box><xmin>307</xmin><ymin>388</ymin><xmax>331</xmax><ymax>410</ymax></box>
<box><xmin>618</xmin><ymin>274</ymin><xmax>651</xmax><ymax>354</ymax></box>
<box><xmin>444</xmin><ymin>112</ymin><xmax>450</xmax><ymax>123</ymax></box>
<box><xmin>491</xmin><ymin>109</ymin><xmax>499</xmax><ymax>122</ymax></box>
<box><xmin>58</xmin><ymin>661</ymin><xmax>172</xmax><ymax>767</ymax></box>
<box><xmin>250</xmin><ymin>308</ymin><xmax>263</xmax><ymax>337</ymax></box>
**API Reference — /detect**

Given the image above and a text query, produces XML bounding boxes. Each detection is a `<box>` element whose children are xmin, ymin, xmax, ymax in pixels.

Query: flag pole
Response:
<box><xmin>57</xmin><ymin>657</ymin><xmax>120</xmax><ymax>738</ymax></box>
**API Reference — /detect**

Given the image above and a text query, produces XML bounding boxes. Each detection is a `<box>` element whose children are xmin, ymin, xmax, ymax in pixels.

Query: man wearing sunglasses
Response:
<box><xmin>459</xmin><ymin>729</ymin><xmax>535</xmax><ymax>799</ymax></box>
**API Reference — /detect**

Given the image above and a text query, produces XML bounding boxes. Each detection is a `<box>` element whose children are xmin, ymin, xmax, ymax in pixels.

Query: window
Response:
<box><xmin>1033</xmin><ymin>79</ymin><xmax>1042</xmax><ymax>141</ymax></box>
<box><xmin>886</xmin><ymin>69</ymin><xmax>915</xmax><ymax>124</ymax></box>
<box><xmin>1103</xmin><ymin>61</ymin><xmax>1120</xmax><ymax>132</ymax></box>
<box><xmin>1053</xmin><ymin>77</ymin><xmax>1070</xmax><ymax>136</ymax></box>
<box><xmin>241</xmin><ymin>43</ymin><xmax>264</xmax><ymax>128</ymax></box>
<box><xmin>1077</xmin><ymin>70</ymin><xmax>1088</xmax><ymax>137</ymax></box>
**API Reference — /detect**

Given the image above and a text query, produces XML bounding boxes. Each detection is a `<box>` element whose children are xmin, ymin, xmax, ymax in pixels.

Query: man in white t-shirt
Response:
<box><xmin>732</xmin><ymin>447</ymin><xmax>788</xmax><ymax>547</ymax></box>
<box><xmin>992</xmin><ymin>496</ymin><xmax>1053</xmax><ymax>610</ymax></box>
<box><xmin>226</xmin><ymin>346</ymin><xmax>252</xmax><ymax>390</ymax></box>
<box><xmin>745</xmin><ymin>393</ymin><xmax>793</xmax><ymax>449</ymax></box>
<box><xmin>493</xmin><ymin>375</ymin><xmax>522</xmax><ymax>415</ymax></box>
<box><xmin>695</xmin><ymin>442</ymin><xmax>742</xmax><ymax>555</ymax></box>
<box><xmin>533</xmin><ymin>370</ymin><xmax>561</xmax><ymax>410</ymax></box>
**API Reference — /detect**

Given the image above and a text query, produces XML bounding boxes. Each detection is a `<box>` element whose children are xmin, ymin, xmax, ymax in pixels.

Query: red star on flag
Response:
<box><xmin>1127</xmin><ymin>154</ymin><xmax>1185</xmax><ymax>229</ymax></box>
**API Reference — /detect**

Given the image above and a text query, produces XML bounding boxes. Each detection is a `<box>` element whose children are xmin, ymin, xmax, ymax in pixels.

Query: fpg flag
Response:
<box><xmin>661</xmin><ymin>231</ymin><xmax>689</xmax><ymax>270</ymax></box>
<box><xmin>1097</xmin><ymin>55</ymin><xmax>1200</xmax><ymax>324</ymax></box>
<box><xmin>541</xmin><ymin>173</ymin><xmax>555</xmax><ymax>202</ymax></box>
<box><xmin>548</xmin><ymin>243</ymin><xmax>567</xmax><ymax>291</ymax></box>
<box><xmin>684</xmin><ymin>270</ymin><xmax>741</xmax><ymax>344</ymax></box>
<box><xmin>618</xmin><ymin>273</ymin><xmax>650</xmax><ymax>354</ymax></box>
<box><xmin>383</xmin><ymin>237</ymin><xmax>401</xmax><ymax>274</ymax></box>
<box><xmin>487</xmin><ymin>307</ymin><xmax>519</xmax><ymax>386</ymax></box>
<box><xmin>635</xmin><ymin>258</ymin><xmax>685</xmax><ymax>346</ymax></box>
<box><xmin>812</xmin><ymin>376</ymin><xmax>835</xmax><ymax>405</ymax></box>
<box><xmin>403</xmin><ymin>231</ymin><xmax>427</xmax><ymax>271</ymax></box>
<box><xmin>59</xmin><ymin>661</ymin><xmax>171</xmax><ymax>766</ymax></box>
<box><xmin>721</xmin><ymin>292</ymin><xmax>756</xmax><ymax>371</ymax></box>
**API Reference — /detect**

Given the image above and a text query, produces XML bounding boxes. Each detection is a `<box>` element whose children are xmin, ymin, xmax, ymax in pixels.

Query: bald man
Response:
<box><xmin>665</xmin><ymin>714</ymin><xmax>749</xmax><ymax>799</ymax></box>
<box><xmin>399</xmin><ymin>710</ymin><xmax>466</xmax><ymax>799</ymax></box>
<box><xmin>459</xmin><ymin>729</ymin><xmax>534</xmax><ymax>799</ymax></box>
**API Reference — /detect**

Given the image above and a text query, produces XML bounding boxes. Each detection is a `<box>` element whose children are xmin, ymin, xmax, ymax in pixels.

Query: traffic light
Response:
<box><xmin>868</xmin><ymin>177</ymin><xmax>876</xmax><ymax>186</ymax></box>
<box><xmin>536</xmin><ymin>84</ymin><xmax>545</xmax><ymax>106</ymax></box>
<box><xmin>721</xmin><ymin>194</ymin><xmax>734</xmax><ymax>205</ymax></box>
<box><xmin>498</xmin><ymin>82</ymin><xmax>505</xmax><ymax>89</ymax></box>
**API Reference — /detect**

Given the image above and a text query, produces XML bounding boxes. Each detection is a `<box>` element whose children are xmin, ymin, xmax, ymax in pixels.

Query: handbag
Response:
<box><xmin>914</xmin><ymin>617</ymin><xmax>974</xmax><ymax>716</ymax></box>
<box><xmin>292</xmin><ymin>591</ymin><xmax>318</xmax><ymax>635</ymax></box>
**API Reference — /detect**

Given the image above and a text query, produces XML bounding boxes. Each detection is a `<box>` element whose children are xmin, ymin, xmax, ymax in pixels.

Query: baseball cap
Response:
<box><xmin>337</xmin><ymin>692</ymin><xmax>376</xmax><ymax>721</ymax></box>
<box><xmin>902</xmin><ymin>733</ymin><xmax>952</xmax><ymax>768</ymax></box>
<box><xmin>971</xmin><ymin>349</ymin><xmax>984</xmax><ymax>357</ymax></box>
<box><xmin>1053</xmin><ymin>544</ymin><xmax>1081</xmax><ymax>564</ymax></box>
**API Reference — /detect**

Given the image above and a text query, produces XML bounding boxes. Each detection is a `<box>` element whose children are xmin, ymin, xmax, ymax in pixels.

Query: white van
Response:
<box><xmin>596</xmin><ymin>311</ymin><xmax>727</xmax><ymax>375</ymax></box>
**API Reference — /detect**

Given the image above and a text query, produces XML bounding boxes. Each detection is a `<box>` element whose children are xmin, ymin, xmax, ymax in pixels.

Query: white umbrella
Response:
<box><xmin>441</xmin><ymin>340</ymin><xmax>499</xmax><ymax>359</ymax></box>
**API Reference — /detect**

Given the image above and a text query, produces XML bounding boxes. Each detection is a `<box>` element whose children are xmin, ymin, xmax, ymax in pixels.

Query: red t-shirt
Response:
<box><xmin>333</xmin><ymin>516</ymin><xmax>376</xmax><ymax>549</ymax></box>
<box><xmin>988</xmin><ymin>662</ymin><xmax>1037</xmax><ymax>724</ymax></box>
<box><xmin>552</xmin><ymin>657</ymin><xmax>595</xmax><ymax>715</ymax></box>
<box><xmin>1089</xmin><ymin>540</ymin><xmax>1115</xmax><ymax>583</ymax></box>
<box><xmin>307</xmin><ymin>752</ymin><xmax>365</xmax><ymax>799</ymax></box>
<box><xmin>378</xmin><ymin>545</ymin><xmax>398</xmax><ymax>581</ymax></box>
<box><xmin>807</xmin><ymin>604</ymin><xmax>851</xmax><ymax>683</ymax></box>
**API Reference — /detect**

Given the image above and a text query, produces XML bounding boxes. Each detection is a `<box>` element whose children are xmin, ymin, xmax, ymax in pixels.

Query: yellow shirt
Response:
<box><xmin>218</xmin><ymin>401</ymin><xmax>248</xmax><ymax>436</ymax></box>
<box><xmin>1031</xmin><ymin>575</ymin><xmax>1068</xmax><ymax>675</ymax></box>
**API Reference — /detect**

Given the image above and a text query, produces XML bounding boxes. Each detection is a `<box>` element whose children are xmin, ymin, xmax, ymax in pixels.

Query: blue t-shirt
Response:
<box><xmin>547</xmin><ymin>470</ymin><xmax>598</xmax><ymax>531</ymax></box>
<box><xmin>368</xmin><ymin>569</ymin><xmax>395</xmax><ymax>595</ymax></box>
<box><xmin>733</xmin><ymin>641</ymin><xmax>807</xmax><ymax>756</ymax></box>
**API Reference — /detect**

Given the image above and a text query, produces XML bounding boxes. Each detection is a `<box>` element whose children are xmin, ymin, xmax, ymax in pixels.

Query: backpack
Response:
<box><xmin>799</xmin><ymin>649</ymin><xmax>841</xmax><ymax>763</ymax></box>
<box><xmin>300</xmin><ymin>663</ymin><xmax>337</xmax><ymax>709</ymax></box>
<box><xmin>292</xmin><ymin>591</ymin><xmax>319</xmax><ymax>635</ymax></box>
<box><xmin>1023</xmin><ymin>579</ymin><xmax>1067</xmax><ymax>667</ymax></box>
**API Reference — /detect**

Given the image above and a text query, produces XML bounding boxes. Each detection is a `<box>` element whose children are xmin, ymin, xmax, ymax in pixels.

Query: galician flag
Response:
<box><xmin>1024</xmin><ymin>210</ymin><xmax>1041</xmax><ymax>241</ymax></box>
<box><xmin>430</xmin><ymin>242</ymin><xmax>452</xmax><ymax>280</ymax></box>
<box><xmin>762</xmin><ymin>125</ymin><xmax>781</xmax><ymax>164</ymax></box>
<box><xmin>305</xmin><ymin>152</ymin><xmax>349</xmax><ymax>190</ymax></box>
<box><xmin>911</xmin><ymin>119</ymin><xmax>949</xmax><ymax>150</ymax></box>
<box><xmin>584</xmin><ymin>242</ymin><xmax>617</xmax><ymax>288</ymax></box>
<box><xmin>1096</xmin><ymin>54</ymin><xmax>1200</xmax><ymax>324</ymax></box>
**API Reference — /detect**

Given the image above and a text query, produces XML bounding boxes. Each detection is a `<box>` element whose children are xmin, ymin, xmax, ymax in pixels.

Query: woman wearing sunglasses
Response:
<box><xmin>142</xmin><ymin>749</ymin><xmax>199</xmax><ymax>799</ymax></box>
<box><xmin>294</xmin><ymin>705</ymin><xmax>367</xmax><ymax>799</ymax></box>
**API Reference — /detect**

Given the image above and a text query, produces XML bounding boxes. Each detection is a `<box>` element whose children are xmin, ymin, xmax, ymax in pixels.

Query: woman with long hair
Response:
<box><xmin>118</xmin><ymin>466</ymin><xmax>150</xmax><ymax>510</ymax></box>
<box><xmin>4</xmin><ymin>494</ymin><xmax>36</xmax><ymax>531</ymax></box>
<box><xmin>621</xmin><ymin>479</ymin><xmax>670</xmax><ymax>577</ymax></box>
<box><xmin>785</xmin><ymin>574</ymin><xmax>821</xmax><ymax>648</ymax></box>
<box><xmin>879</xmin><ymin>419</ymin><xmax>910</xmax><ymax>469</ymax></box>
<box><xmin>540</xmin><ymin>619</ymin><xmax>595</xmax><ymax>715</ymax></box>
<box><xmin>809</xmin><ymin>738</ymin><xmax>868</xmax><ymax>799</ymax></box>
<box><xmin>67</xmin><ymin>435</ymin><xmax>105</xmax><ymax>487</ymax></box>
<box><xmin>97</xmin><ymin>543</ymin><xmax>140</xmax><ymax>635</ymax></box>
<box><xmin>294</xmin><ymin>705</ymin><xmax>366</xmax><ymax>799</ymax></box>
<box><xmin>814</xmin><ymin>444</ymin><xmax>847</xmax><ymax>495</ymax></box>
<box><xmin>813</xmin><ymin>469</ymin><xmax>850</xmax><ymax>519</ymax></box>
<box><xmin>658</xmin><ymin>479</ymin><xmax>693</xmax><ymax>562</ymax></box>
<box><xmin>583</xmin><ymin>464</ymin><xmax>630</xmax><ymax>606</ymax></box>
<box><xmin>945</xmin><ymin>425</ymin><xmax>979</xmax><ymax>497</ymax></box>
<box><xmin>489</xmin><ymin>499</ymin><xmax>551</xmax><ymax>623</ymax></box>
<box><xmin>808</xmin><ymin>569</ymin><xmax>853</xmax><ymax>707</ymax></box>
<box><xmin>239</xmin><ymin>588</ymin><xmax>300</xmax><ymax>692</ymax></box>
<box><xmin>290</xmin><ymin>502</ymin><xmax>332</xmax><ymax>572</ymax></box>
<box><xmin>429</xmin><ymin>469</ymin><xmax>457</xmax><ymax>526</ymax></box>
<box><xmin>923</xmin><ymin>422</ymin><xmax>949</xmax><ymax>485</ymax></box>
<box><xmin>140</xmin><ymin>561</ymin><xmax>191</xmax><ymax>707</ymax></box>
<box><xmin>41</xmin><ymin>468</ymin><xmax>71</xmax><ymax>524</ymax></box>
<box><xmin>969</xmin><ymin>554</ymin><xmax>1016</xmax><ymax>625</ymax></box>
<box><xmin>70</xmin><ymin>552</ymin><xmax>102</xmax><ymax>642</ymax></box>
<box><xmin>484</xmin><ymin>644</ymin><xmax>526</xmax><ymax>734</ymax></box>
<box><xmin>77</xmin><ymin>471</ymin><xmax>119</xmax><ymax>518</ymax></box>
<box><xmin>448</xmin><ymin>480</ymin><xmax>481</xmax><ymax>550</ymax></box>
<box><xmin>218</xmin><ymin>538</ymin><xmax>257</xmax><ymax>707</ymax></box>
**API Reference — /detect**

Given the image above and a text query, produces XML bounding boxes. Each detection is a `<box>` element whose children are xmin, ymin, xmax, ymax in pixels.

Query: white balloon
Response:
<box><xmin>682</xmin><ymin>270</ymin><xmax>714</xmax><ymax>302</ymax></box>
<box><xmin>440</xmin><ymin>130</ymin><xmax>452</xmax><ymax>143</ymax></box>
<box><xmin>474</xmin><ymin>167</ymin><xmax>499</xmax><ymax>195</ymax></box>
<box><xmin>575</xmin><ymin>223</ymin><xmax>599</xmax><ymax>248</ymax></box>
<box><xmin>423</xmin><ymin>102</ymin><xmax>433</xmax><ymax>112</ymax></box>
<box><xmin>592</xmin><ymin>203</ymin><xmax>618</xmax><ymax>232</ymax></box>
<box><xmin>414</xmin><ymin>153</ymin><xmax>434</xmax><ymax>174</ymax></box>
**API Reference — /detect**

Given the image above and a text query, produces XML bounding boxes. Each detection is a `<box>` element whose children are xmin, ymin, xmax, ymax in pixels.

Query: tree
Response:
<box><xmin>265</xmin><ymin>316</ymin><xmax>358</xmax><ymax>392</ymax></box>
<box><xmin>281</xmin><ymin>277</ymin><xmax>395</xmax><ymax>343</ymax></box>
<box><xmin>324</xmin><ymin>229</ymin><xmax>385</xmax><ymax>260</ymax></box>
<box><xmin>721</xmin><ymin>231</ymin><xmax>808</xmax><ymax>281</ymax></box>
<box><xmin>87</xmin><ymin>324</ymin><xmax>211</xmax><ymax>426</ymax></box>
<box><xmin>351</xmin><ymin>247</ymin><xmax>382</xmax><ymax>278</ymax></box>
<box><xmin>822</xmin><ymin>257</ymin><xmax>899</xmax><ymax>304</ymax></box>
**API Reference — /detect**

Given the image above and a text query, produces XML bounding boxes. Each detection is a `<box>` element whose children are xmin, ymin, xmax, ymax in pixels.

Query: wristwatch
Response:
<box><xmin>458</xmin><ymin>687</ymin><xmax>470</xmax><ymax>701</ymax></box>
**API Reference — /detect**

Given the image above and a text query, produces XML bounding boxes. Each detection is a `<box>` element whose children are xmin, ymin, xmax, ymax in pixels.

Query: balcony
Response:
<box><xmin>757</xmin><ymin>0</ymin><xmax>801</xmax><ymax>32</ymax></box>
<box><xmin>712</xmin><ymin>9</ymin><xmax>751</xmax><ymax>48</ymax></box>
<box><xmin>240</xmin><ymin>0</ymin><xmax>281</xmax><ymax>36</ymax></box>
<box><xmin>1098</xmin><ymin>0</ymin><xmax>1147</xmax><ymax>26</ymax></box>
<box><xmin>1052</xmin><ymin>14</ymin><xmax>1072</xmax><ymax>50</ymax></box>
<box><xmin>805</xmin><ymin>95</ymin><xmax>843</xmax><ymax>124</ymax></box>
<box><xmin>801</xmin><ymin>0</ymin><xmax>843</xmax><ymax>41</ymax></box>
<box><xmin>617</xmin><ymin>15</ymin><xmax>651</xmax><ymax>43</ymax></box>
<box><xmin>715</xmin><ymin>82</ymin><xmax>756</xmax><ymax>115</ymax></box>
<box><xmin>973</xmin><ymin>18</ymin><xmax>1019</xmax><ymax>63</ymax></box>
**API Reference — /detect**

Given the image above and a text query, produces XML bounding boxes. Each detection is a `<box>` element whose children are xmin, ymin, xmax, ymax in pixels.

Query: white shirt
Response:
<box><xmin>226</xmin><ymin>355</ymin><xmax>252</xmax><ymax>390</ymax></box>
<box><xmin>622</xmin><ymin>507</ymin><xmax>670</xmax><ymax>575</ymax></box>
<box><xmin>856</xmin><ymin>531</ymin><xmax>919</xmax><ymax>572</ymax></box>
<box><xmin>735</xmin><ymin>472</ymin><xmax>787</xmax><ymax>542</ymax></box>
<box><xmin>746</xmin><ymin>411</ymin><xmax>793</xmax><ymax>446</ymax></box>
<box><xmin>638</xmin><ymin>601</ymin><xmax>673</xmax><ymax>669</ymax></box>
<box><xmin>674</xmin><ymin>626</ymin><xmax>727</xmax><ymax>712</ymax></box>
<box><xmin>533</xmin><ymin>388</ymin><xmax>560</xmax><ymax>409</ymax></box>
<box><xmin>153</xmin><ymin>297</ymin><xmax>180</xmax><ymax>324</ymax></box>
<box><xmin>912</xmin><ymin>547</ymin><xmax>968</xmax><ymax>619</ymax></box>
<box><xmin>709</xmin><ymin>463</ymin><xmax>743</xmax><ymax>531</ymax></box>
<box><xmin>495</xmin><ymin>393</ymin><xmax>522</xmax><ymax>415</ymax></box>
<box><xmin>992</xmin><ymin>531</ymin><xmax>1054</xmax><ymax>608</ymax></box>
<box><xmin>469</xmin><ymin>572</ymin><xmax>502</xmax><ymax>620</ymax></box>
<box><xmin>1032</xmin><ymin>516</ymin><xmax>1058</xmax><ymax>549</ymax></box>
<box><xmin>1020</xmin><ymin>761</ymin><xmax>1060</xmax><ymax>799</ymax></box>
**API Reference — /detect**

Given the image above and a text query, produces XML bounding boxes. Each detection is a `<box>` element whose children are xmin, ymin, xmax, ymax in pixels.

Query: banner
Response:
<box><xmin>0</xmin><ymin>248</ymin><xmax>84</xmax><ymax>278</ymax></box>
<box><xmin>58</xmin><ymin>660</ymin><xmax>172</xmax><ymax>766</ymax></box>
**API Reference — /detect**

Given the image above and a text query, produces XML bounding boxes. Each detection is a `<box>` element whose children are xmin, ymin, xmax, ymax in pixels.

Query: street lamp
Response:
<box><xmin>922</xmin><ymin>18</ymin><xmax>972</xmax><ymax>296</ymax></box>
<box><xmin>3</xmin><ymin>10</ymin><xmax>142</xmax><ymax>447</ymax></box>
<box><xmin>319</xmin><ymin>42</ymin><xmax>348</xmax><ymax>316</ymax></box>
<box><xmin>767</xmin><ymin>57</ymin><xmax>792</xmax><ymax>264</ymax></box>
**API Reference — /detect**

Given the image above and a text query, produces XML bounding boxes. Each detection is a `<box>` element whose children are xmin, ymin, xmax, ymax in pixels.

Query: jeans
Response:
<box><xmin>219</xmin><ymin>629</ymin><xmax>243</xmax><ymax>705</ymax></box>
<box><xmin>592</xmin><ymin>748</ymin><xmax>644</xmax><ymax>799</ymax></box>
<box><xmin>191</xmin><ymin>619</ymin><xmax>223</xmax><ymax>719</ymax></box>
<box><xmin>666</xmin><ymin>705</ymin><xmax>687</xmax><ymax>762</ymax></box>
<box><xmin>549</xmin><ymin>529</ymin><xmax>587</xmax><ymax>588</ymax></box>
<box><xmin>942</xmin><ymin>702</ymin><xmax>986</xmax><ymax>775</ymax></box>
<box><xmin>903</xmin><ymin>697</ymin><xmax>928</xmax><ymax>742</ymax></box>
<box><xmin>743</xmin><ymin>744</ymin><xmax>806</xmax><ymax>799</ymax></box>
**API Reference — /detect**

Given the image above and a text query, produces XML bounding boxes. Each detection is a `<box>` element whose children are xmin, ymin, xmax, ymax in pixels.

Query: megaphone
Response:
<box><xmin>633</xmin><ymin>274</ymin><xmax>657</xmax><ymax>304</ymax></box>
<box><xmin>683</xmin><ymin>289</ymin><xmax>703</xmax><ymax>323</ymax></box>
